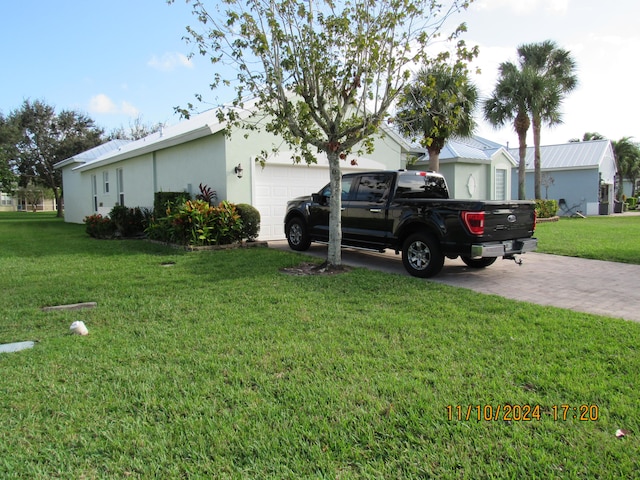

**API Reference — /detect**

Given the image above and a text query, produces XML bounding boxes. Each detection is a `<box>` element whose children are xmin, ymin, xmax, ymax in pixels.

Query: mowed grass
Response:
<box><xmin>535</xmin><ymin>215</ymin><xmax>640</xmax><ymax>264</ymax></box>
<box><xmin>1</xmin><ymin>212</ymin><xmax>639</xmax><ymax>478</ymax></box>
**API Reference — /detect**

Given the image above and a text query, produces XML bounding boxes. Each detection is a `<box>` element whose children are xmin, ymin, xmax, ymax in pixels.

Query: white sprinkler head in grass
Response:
<box><xmin>70</xmin><ymin>321</ymin><xmax>89</xmax><ymax>336</ymax></box>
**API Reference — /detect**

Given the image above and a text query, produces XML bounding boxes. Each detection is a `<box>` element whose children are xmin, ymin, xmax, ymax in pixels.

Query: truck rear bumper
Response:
<box><xmin>470</xmin><ymin>238</ymin><xmax>538</xmax><ymax>258</ymax></box>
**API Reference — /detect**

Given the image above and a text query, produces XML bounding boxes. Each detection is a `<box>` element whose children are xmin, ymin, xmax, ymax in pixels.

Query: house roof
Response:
<box><xmin>507</xmin><ymin>139</ymin><xmax>614</xmax><ymax>171</ymax></box>
<box><xmin>67</xmin><ymin>109</ymin><xmax>228</xmax><ymax>172</ymax></box>
<box><xmin>53</xmin><ymin>139</ymin><xmax>130</xmax><ymax>169</ymax></box>
<box><xmin>411</xmin><ymin>135</ymin><xmax>516</xmax><ymax>166</ymax></box>
<box><xmin>440</xmin><ymin>139</ymin><xmax>493</xmax><ymax>161</ymax></box>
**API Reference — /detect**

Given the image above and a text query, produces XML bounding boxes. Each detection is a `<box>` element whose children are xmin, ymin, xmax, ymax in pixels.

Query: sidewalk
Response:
<box><xmin>269</xmin><ymin>240</ymin><xmax>640</xmax><ymax>323</ymax></box>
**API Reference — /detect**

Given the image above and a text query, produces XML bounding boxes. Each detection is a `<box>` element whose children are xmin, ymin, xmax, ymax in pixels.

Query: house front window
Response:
<box><xmin>103</xmin><ymin>171</ymin><xmax>110</xmax><ymax>194</ymax></box>
<box><xmin>116</xmin><ymin>168</ymin><xmax>124</xmax><ymax>206</ymax></box>
<box><xmin>495</xmin><ymin>168</ymin><xmax>507</xmax><ymax>201</ymax></box>
<box><xmin>91</xmin><ymin>175</ymin><xmax>98</xmax><ymax>212</ymax></box>
<box><xmin>0</xmin><ymin>192</ymin><xmax>12</xmax><ymax>206</ymax></box>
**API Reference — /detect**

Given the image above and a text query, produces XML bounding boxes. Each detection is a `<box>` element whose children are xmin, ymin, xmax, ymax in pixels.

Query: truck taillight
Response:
<box><xmin>462</xmin><ymin>211</ymin><xmax>485</xmax><ymax>235</ymax></box>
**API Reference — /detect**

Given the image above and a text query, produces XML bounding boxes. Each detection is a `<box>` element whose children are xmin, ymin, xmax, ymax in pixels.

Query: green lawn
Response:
<box><xmin>1</xmin><ymin>212</ymin><xmax>639</xmax><ymax>478</ymax></box>
<box><xmin>535</xmin><ymin>215</ymin><xmax>640</xmax><ymax>264</ymax></box>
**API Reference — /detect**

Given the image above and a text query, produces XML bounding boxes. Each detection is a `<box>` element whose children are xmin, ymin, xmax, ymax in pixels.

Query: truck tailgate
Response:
<box><xmin>481</xmin><ymin>203</ymin><xmax>536</xmax><ymax>241</ymax></box>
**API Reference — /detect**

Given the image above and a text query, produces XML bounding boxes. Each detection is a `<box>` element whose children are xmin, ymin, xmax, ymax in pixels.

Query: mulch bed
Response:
<box><xmin>279</xmin><ymin>262</ymin><xmax>352</xmax><ymax>276</ymax></box>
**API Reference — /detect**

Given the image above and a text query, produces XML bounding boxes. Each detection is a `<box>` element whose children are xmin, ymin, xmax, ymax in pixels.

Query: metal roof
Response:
<box><xmin>440</xmin><ymin>139</ymin><xmax>492</xmax><ymax>161</ymax></box>
<box><xmin>54</xmin><ymin>139</ymin><xmax>130</xmax><ymax>169</ymax></box>
<box><xmin>507</xmin><ymin>139</ymin><xmax>614</xmax><ymax>171</ymax></box>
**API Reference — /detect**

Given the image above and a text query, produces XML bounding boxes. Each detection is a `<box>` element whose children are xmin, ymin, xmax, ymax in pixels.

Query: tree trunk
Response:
<box><xmin>514</xmin><ymin>111</ymin><xmax>530</xmax><ymax>200</ymax></box>
<box><xmin>54</xmin><ymin>188</ymin><xmax>63</xmax><ymax>218</ymax></box>
<box><xmin>326</xmin><ymin>150</ymin><xmax>342</xmax><ymax>267</ymax></box>
<box><xmin>427</xmin><ymin>148</ymin><xmax>440</xmax><ymax>173</ymax></box>
<box><xmin>517</xmin><ymin>129</ymin><xmax>527</xmax><ymax>200</ymax></box>
<box><xmin>532</xmin><ymin>114</ymin><xmax>542</xmax><ymax>200</ymax></box>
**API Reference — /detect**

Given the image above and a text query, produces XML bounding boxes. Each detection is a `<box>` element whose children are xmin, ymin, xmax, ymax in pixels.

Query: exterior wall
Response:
<box><xmin>490</xmin><ymin>153</ymin><xmax>515</xmax><ymax>201</ymax></box>
<box><xmin>61</xmin><ymin>166</ymin><xmax>91</xmax><ymax>223</ymax></box>
<box><xmin>116</xmin><ymin>154</ymin><xmax>155</xmax><ymax>210</ymax></box>
<box><xmin>154</xmin><ymin>134</ymin><xmax>227</xmax><ymax>201</ymax></box>
<box><xmin>511</xmin><ymin>168</ymin><xmax>602</xmax><ymax>215</ymax></box>
<box><xmin>439</xmin><ymin>162</ymin><xmax>490</xmax><ymax>200</ymax></box>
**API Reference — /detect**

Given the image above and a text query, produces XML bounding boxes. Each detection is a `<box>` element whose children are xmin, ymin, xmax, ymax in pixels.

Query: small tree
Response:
<box><xmin>17</xmin><ymin>184</ymin><xmax>53</xmax><ymax>212</ymax></box>
<box><xmin>170</xmin><ymin>0</ymin><xmax>475</xmax><ymax>268</ymax></box>
<box><xmin>541</xmin><ymin>172</ymin><xmax>554</xmax><ymax>200</ymax></box>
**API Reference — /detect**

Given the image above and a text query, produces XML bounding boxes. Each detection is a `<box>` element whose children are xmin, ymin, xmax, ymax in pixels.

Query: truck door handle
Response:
<box><xmin>369</xmin><ymin>208</ymin><xmax>382</xmax><ymax>213</ymax></box>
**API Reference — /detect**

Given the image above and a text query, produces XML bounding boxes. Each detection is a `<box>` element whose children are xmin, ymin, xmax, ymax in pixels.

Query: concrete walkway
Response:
<box><xmin>269</xmin><ymin>240</ymin><xmax>640</xmax><ymax>323</ymax></box>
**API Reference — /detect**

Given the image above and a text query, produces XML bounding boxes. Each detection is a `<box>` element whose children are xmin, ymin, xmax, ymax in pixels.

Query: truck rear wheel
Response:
<box><xmin>460</xmin><ymin>256</ymin><xmax>497</xmax><ymax>268</ymax></box>
<box><xmin>286</xmin><ymin>217</ymin><xmax>311</xmax><ymax>251</ymax></box>
<box><xmin>402</xmin><ymin>232</ymin><xmax>444</xmax><ymax>278</ymax></box>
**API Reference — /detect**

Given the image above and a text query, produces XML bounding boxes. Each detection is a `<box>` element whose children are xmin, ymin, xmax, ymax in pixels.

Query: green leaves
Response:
<box><xmin>174</xmin><ymin>0</ymin><xmax>474</xmax><ymax>157</ymax></box>
<box><xmin>395</xmin><ymin>63</ymin><xmax>478</xmax><ymax>170</ymax></box>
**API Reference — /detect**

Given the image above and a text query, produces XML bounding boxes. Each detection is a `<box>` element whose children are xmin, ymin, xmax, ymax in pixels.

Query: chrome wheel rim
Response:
<box><xmin>289</xmin><ymin>223</ymin><xmax>303</xmax><ymax>245</ymax></box>
<box><xmin>407</xmin><ymin>240</ymin><xmax>430</xmax><ymax>270</ymax></box>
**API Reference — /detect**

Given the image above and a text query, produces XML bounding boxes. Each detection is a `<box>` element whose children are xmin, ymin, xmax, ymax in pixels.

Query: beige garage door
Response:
<box><xmin>253</xmin><ymin>163</ymin><xmax>330</xmax><ymax>240</ymax></box>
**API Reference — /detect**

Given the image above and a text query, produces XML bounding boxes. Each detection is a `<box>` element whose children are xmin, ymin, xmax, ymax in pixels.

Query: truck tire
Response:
<box><xmin>402</xmin><ymin>232</ymin><xmax>444</xmax><ymax>278</ymax></box>
<box><xmin>460</xmin><ymin>256</ymin><xmax>497</xmax><ymax>268</ymax></box>
<box><xmin>286</xmin><ymin>217</ymin><xmax>311</xmax><ymax>251</ymax></box>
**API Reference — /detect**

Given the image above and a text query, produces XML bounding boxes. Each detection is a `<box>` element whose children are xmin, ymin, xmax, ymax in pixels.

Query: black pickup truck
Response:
<box><xmin>284</xmin><ymin>170</ymin><xmax>537</xmax><ymax>277</ymax></box>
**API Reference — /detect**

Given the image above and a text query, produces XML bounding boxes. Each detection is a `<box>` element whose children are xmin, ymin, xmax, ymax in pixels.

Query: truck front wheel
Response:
<box><xmin>402</xmin><ymin>233</ymin><xmax>444</xmax><ymax>278</ymax></box>
<box><xmin>286</xmin><ymin>217</ymin><xmax>311</xmax><ymax>251</ymax></box>
<box><xmin>460</xmin><ymin>256</ymin><xmax>497</xmax><ymax>268</ymax></box>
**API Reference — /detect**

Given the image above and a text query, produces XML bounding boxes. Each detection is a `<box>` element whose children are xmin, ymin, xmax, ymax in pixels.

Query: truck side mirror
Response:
<box><xmin>312</xmin><ymin>193</ymin><xmax>325</xmax><ymax>205</ymax></box>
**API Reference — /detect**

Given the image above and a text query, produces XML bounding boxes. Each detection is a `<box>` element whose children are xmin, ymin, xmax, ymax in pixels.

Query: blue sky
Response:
<box><xmin>1</xmin><ymin>0</ymin><xmax>638</xmax><ymax>147</ymax></box>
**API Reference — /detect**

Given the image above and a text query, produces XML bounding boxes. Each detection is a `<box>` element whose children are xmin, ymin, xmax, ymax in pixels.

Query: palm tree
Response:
<box><xmin>517</xmin><ymin>40</ymin><xmax>578</xmax><ymax>199</ymax></box>
<box><xmin>483</xmin><ymin>61</ymin><xmax>534</xmax><ymax>200</ymax></box>
<box><xmin>396</xmin><ymin>64</ymin><xmax>478</xmax><ymax>172</ymax></box>
<box><xmin>612</xmin><ymin>137</ymin><xmax>640</xmax><ymax>199</ymax></box>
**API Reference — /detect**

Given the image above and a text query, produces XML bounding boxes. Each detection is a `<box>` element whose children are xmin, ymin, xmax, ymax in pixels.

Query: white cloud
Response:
<box><xmin>89</xmin><ymin>93</ymin><xmax>117</xmax><ymax>114</ymax></box>
<box><xmin>147</xmin><ymin>52</ymin><xmax>194</xmax><ymax>72</ymax></box>
<box><xmin>88</xmin><ymin>94</ymin><xmax>139</xmax><ymax>117</ymax></box>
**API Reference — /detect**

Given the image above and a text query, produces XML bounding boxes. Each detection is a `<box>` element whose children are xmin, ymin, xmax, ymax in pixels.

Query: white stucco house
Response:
<box><xmin>55</xmin><ymin>108</ymin><xmax>412</xmax><ymax>240</ymax></box>
<box><xmin>408</xmin><ymin>136</ymin><xmax>517</xmax><ymax>201</ymax></box>
<box><xmin>507</xmin><ymin>139</ymin><xmax>617</xmax><ymax>215</ymax></box>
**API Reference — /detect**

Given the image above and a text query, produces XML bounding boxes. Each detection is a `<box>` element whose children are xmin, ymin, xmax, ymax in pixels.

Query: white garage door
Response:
<box><xmin>253</xmin><ymin>163</ymin><xmax>330</xmax><ymax>240</ymax></box>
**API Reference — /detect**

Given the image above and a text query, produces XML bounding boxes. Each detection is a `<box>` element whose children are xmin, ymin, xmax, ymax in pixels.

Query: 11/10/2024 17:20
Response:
<box><xmin>446</xmin><ymin>404</ymin><xmax>599</xmax><ymax>422</ymax></box>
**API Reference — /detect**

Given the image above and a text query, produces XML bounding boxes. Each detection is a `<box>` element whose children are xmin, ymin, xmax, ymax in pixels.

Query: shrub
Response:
<box><xmin>145</xmin><ymin>200</ymin><xmax>244</xmax><ymax>246</ymax></box>
<box><xmin>195</xmin><ymin>183</ymin><xmax>218</xmax><ymax>206</ymax></box>
<box><xmin>83</xmin><ymin>214</ymin><xmax>116</xmax><ymax>239</ymax></box>
<box><xmin>535</xmin><ymin>199</ymin><xmax>558</xmax><ymax>218</ymax></box>
<box><xmin>236</xmin><ymin>203</ymin><xmax>261</xmax><ymax>241</ymax></box>
<box><xmin>109</xmin><ymin>205</ymin><xmax>149</xmax><ymax>237</ymax></box>
<box><xmin>625</xmin><ymin>197</ymin><xmax>637</xmax><ymax>210</ymax></box>
<box><xmin>154</xmin><ymin>191</ymin><xmax>191</xmax><ymax>218</ymax></box>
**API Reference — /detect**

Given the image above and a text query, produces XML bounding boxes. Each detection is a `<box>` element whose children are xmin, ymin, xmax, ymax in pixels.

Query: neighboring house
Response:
<box><xmin>507</xmin><ymin>140</ymin><xmax>617</xmax><ymax>216</ymax></box>
<box><xmin>0</xmin><ymin>191</ymin><xmax>15</xmax><ymax>212</ymax></box>
<box><xmin>409</xmin><ymin>136</ymin><xmax>517</xmax><ymax>201</ymax></box>
<box><xmin>0</xmin><ymin>189</ymin><xmax>57</xmax><ymax>212</ymax></box>
<box><xmin>622</xmin><ymin>179</ymin><xmax>640</xmax><ymax>199</ymax></box>
<box><xmin>55</xmin><ymin>109</ymin><xmax>412</xmax><ymax>240</ymax></box>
